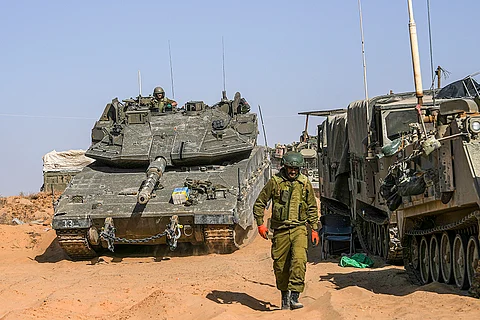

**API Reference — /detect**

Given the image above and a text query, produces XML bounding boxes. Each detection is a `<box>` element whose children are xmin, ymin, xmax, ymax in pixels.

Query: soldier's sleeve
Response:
<box><xmin>253</xmin><ymin>178</ymin><xmax>275</xmax><ymax>226</ymax></box>
<box><xmin>305</xmin><ymin>180</ymin><xmax>319</xmax><ymax>230</ymax></box>
<box><xmin>167</xmin><ymin>98</ymin><xmax>177</xmax><ymax>105</ymax></box>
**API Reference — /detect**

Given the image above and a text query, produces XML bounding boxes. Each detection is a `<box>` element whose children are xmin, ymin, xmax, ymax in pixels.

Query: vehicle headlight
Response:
<box><xmin>469</xmin><ymin>118</ymin><xmax>480</xmax><ymax>133</ymax></box>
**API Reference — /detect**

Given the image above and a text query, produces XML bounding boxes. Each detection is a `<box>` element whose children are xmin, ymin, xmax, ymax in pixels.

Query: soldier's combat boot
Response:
<box><xmin>281</xmin><ymin>290</ymin><xmax>290</xmax><ymax>310</ymax></box>
<box><xmin>290</xmin><ymin>291</ymin><xmax>303</xmax><ymax>310</ymax></box>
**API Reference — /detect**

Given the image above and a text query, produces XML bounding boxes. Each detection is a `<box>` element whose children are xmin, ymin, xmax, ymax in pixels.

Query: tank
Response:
<box><xmin>270</xmin><ymin>114</ymin><xmax>320</xmax><ymax>195</ymax></box>
<box><xmin>52</xmin><ymin>90</ymin><xmax>271</xmax><ymax>260</ymax></box>
<box><xmin>315</xmin><ymin>75</ymin><xmax>480</xmax><ymax>296</ymax></box>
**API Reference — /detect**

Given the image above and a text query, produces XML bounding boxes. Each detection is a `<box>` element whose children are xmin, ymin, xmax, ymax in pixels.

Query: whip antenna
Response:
<box><xmin>138</xmin><ymin>70</ymin><xmax>142</xmax><ymax>96</ymax></box>
<box><xmin>258</xmin><ymin>105</ymin><xmax>269</xmax><ymax>148</ymax></box>
<box><xmin>357</xmin><ymin>0</ymin><xmax>374</xmax><ymax>161</ymax></box>
<box><xmin>222</xmin><ymin>36</ymin><xmax>226</xmax><ymax>94</ymax></box>
<box><xmin>168</xmin><ymin>40</ymin><xmax>175</xmax><ymax>99</ymax></box>
<box><xmin>357</xmin><ymin>0</ymin><xmax>369</xmax><ymax>102</ymax></box>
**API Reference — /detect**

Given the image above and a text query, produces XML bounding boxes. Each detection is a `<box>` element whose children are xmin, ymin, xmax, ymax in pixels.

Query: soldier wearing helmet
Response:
<box><xmin>253</xmin><ymin>151</ymin><xmax>319</xmax><ymax>310</ymax></box>
<box><xmin>151</xmin><ymin>86</ymin><xmax>177</xmax><ymax>112</ymax></box>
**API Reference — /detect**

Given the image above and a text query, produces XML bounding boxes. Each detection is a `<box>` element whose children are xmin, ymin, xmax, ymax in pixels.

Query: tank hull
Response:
<box><xmin>53</xmin><ymin>146</ymin><xmax>270</xmax><ymax>259</ymax></box>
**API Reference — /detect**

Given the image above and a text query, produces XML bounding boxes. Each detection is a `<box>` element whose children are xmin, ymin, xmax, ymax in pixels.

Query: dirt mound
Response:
<box><xmin>0</xmin><ymin>192</ymin><xmax>60</xmax><ymax>225</ymax></box>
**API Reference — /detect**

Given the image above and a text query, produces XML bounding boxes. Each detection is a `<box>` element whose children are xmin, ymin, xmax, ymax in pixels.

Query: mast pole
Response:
<box><xmin>357</xmin><ymin>0</ymin><xmax>373</xmax><ymax>159</ymax></box>
<box><xmin>407</xmin><ymin>0</ymin><xmax>424</xmax><ymax>106</ymax></box>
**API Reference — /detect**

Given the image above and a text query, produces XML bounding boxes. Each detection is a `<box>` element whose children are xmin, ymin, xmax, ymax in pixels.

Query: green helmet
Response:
<box><xmin>281</xmin><ymin>151</ymin><xmax>304</xmax><ymax>168</ymax></box>
<box><xmin>153</xmin><ymin>86</ymin><xmax>165</xmax><ymax>96</ymax></box>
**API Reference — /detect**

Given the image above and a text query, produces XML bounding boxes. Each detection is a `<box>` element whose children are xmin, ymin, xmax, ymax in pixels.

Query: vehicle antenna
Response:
<box><xmin>357</xmin><ymin>0</ymin><xmax>369</xmax><ymax>102</ymax></box>
<box><xmin>357</xmin><ymin>0</ymin><xmax>373</xmax><ymax>160</ymax></box>
<box><xmin>258</xmin><ymin>105</ymin><xmax>269</xmax><ymax>148</ymax></box>
<box><xmin>258</xmin><ymin>104</ymin><xmax>273</xmax><ymax>179</ymax></box>
<box><xmin>427</xmin><ymin>0</ymin><xmax>436</xmax><ymax>92</ymax></box>
<box><xmin>222</xmin><ymin>36</ymin><xmax>227</xmax><ymax>97</ymax></box>
<box><xmin>168</xmin><ymin>40</ymin><xmax>175</xmax><ymax>99</ymax></box>
<box><xmin>138</xmin><ymin>70</ymin><xmax>142</xmax><ymax>97</ymax></box>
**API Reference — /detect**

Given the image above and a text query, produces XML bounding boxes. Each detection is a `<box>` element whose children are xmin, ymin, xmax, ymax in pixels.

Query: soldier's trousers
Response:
<box><xmin>271</xmin><ymin>225</ymin><xmax>308</xmax><ymax>293</ymax></box>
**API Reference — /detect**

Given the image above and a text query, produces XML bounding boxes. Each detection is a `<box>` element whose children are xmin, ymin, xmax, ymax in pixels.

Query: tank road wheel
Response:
<box><xmin>371</xmin><ymin>223</ymin><xmax>378</xmax><ymax>256</ymax></box>
<box><xmin>466</xmin><ymin>236</ymin><xmax>480</xmax><ymax>288</ymax></box>
<box><xmin>367</xmin><ymin>222</ymin><xmax>375</xmax><ymax>254</ymax></box>
<box><xmin>376</xmin><ymin>225</ymin><xmax>383</xmax><ymax>257</ymax></box>
<box><xmin>411</xmin><ymin>236</ymin><xmax>419</xmax><ymax>270</ymax></box>
<box><xmin>419</xmin><ymin>236</ymin><xmax>431</xmax><ymax>284</ymax></box>
<box><xmin>382</xmin><ymin>225</ymin><xmax>389</xmax><ymax>259</ymax></box>
<box><xmin>452</xmin><ymin>234</ymin><xmax>469</xmax><ymax>289</ymax></box>
<box><xmin>233</xmin><ymin>223</ymin><xmax>257</xmax><ymax>248</ymax></box>
<box><xmin>440</xmin><ymin>232</ymin><xmax>454</xmax><ymax>283</ymax></box>
<box><xmin>429</xmin><ymin>234</ymin><xmax>441</xmax><ymax>282</ymax></box>
<box><xmin>362</xmin><ymin>220</ymin><xmax>369</xmax><ymax>251</ymax></box>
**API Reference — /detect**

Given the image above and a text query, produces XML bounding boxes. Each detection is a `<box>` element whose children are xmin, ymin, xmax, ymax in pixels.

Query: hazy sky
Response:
<box><xmin>1</xmin><ymin>0</ymin><xmax>478</xmax><ymax>196</ymax></box>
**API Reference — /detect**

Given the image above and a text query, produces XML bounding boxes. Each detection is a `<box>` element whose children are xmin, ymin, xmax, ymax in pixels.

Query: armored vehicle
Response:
<box><xmin>52</xmin><ymin>91</ymin><xmax>270</xmax><ymax>260</ymax></box>
<box><xmin>270</xmin><ymin>113</ymin><xmax>320</xmax><ymax>194</ymax></box>
<box><xmin>316</xmin><ymin>76</ymin><xmax>480</xmax><ymax>295</ymax></box>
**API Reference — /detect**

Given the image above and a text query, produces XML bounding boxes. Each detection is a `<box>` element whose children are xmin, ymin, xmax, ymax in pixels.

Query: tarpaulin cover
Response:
<box><xmin>42</xmin><ymin>150</ymin><xmax>94</xmax><ymax>172</ymax></box>
<box><xmin>325</xmin><ymin>113</ymin><xmax>348</xmax><ymax>167</ymax></box>
<box><xmin>436</xmin><ymin>77</ymin><xmax>480</xmax><ymax>99</ymax></box>
<box><xmin>347</xmin><ymin>100</ymin><xmax>369</xmax><ymax>157</ymax></box>
<box><xmin>323</xmin><ymin>113</ymin><xmax>350</xmax><ymax>206</ymax></box>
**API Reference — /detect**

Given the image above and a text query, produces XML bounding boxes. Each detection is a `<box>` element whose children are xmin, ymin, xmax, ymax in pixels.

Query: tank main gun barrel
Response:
<box><xmin>137</xmin><ymin>157</ymin><xmax>167</xmax><ymax>204</ymax></box>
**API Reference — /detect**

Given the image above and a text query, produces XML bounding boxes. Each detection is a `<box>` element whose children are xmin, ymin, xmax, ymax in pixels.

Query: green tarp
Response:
<box><xmin>339</xmin><ymin>253</ymin><xmax>374</xmax><ymax>268</ymax></box>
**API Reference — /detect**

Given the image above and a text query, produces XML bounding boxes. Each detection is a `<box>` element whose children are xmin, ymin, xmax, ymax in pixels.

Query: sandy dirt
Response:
<box><xmin>0</xmin><ymin>193</ymin><xmax>479</xmax><ymax>320</ymax></box>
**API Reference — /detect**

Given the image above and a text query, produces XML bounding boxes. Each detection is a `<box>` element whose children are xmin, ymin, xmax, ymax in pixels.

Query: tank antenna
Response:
<box><xmin>138</xmin><ymin>70</ymin><xmax>142</xmax><ymax>97</ymax></box>
<box><xmin>258</xmin><ymin>104</ymin><xmax>269</xmax><ymax>148</ymax></box>
<box><xmin>222</xmin><ymin>36</ymin><xmax>227</xmax><ymax>96</ymax></box>
<box><xmin>258</xmin><ymin>104</ymin><xmax>272</xmax><ymax>179</ymax></box>
<box><xmin>168</xmin><ymin>40</ymin><xmax>175</xmax><ymax>99</ymax></box>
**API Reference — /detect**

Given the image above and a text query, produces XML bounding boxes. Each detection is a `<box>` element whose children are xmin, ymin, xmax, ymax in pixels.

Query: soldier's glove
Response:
<box><xmin>311</xmin><ymin>230</ymin><xmax>319</xmax><ymax>246</ymax></box>
<box><xmin>257</xmin><ymin>225</ymin><xmax>269</xmax><ymax>240</ymax></box>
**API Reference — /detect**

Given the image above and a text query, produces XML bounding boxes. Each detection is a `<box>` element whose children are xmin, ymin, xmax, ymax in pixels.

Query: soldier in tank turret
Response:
<box><xmin>253</xmin><ymin>151</ymin><xmax>319</xmax><ymax>310</ymax></box>
<box><xmin>151</xmin><ymin>86</ymin><xmax>177</xmax><ymax>112</ymax></box>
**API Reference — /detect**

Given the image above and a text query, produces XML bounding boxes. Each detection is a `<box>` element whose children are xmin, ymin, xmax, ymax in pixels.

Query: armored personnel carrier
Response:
<box><xmin>316</xmin><ymin>75</ymin><xmax>480</xmax><ymax>295</ymax></box>
<box><xmin>52</xmin><ymin>91</ymin><xmax>270</xmax><ymax>260</ymax></box>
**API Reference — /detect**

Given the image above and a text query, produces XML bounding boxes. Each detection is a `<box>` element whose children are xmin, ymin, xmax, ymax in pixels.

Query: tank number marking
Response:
<box><xmin>64</xmin><ymin>220</ymin><xmax>75</xmax><ymax>228</ymax></box>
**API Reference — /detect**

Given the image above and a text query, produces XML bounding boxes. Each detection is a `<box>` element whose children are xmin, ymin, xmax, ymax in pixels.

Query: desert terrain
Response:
<box><xmin>0</xmin><ymin>193</ymin><xmax>479</xmax><ymax>320</ymax></box>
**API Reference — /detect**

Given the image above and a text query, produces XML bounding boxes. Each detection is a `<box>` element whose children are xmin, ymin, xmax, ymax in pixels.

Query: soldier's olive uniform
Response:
<box><xmin>253</xmin><ymin>168</ymin><xmax>318</xmax><ymax>293</ymax></box>
<box><xmin>151</xmin><ymin>97</ymin><xmax>177</xmax><ymax>113</ymax></box>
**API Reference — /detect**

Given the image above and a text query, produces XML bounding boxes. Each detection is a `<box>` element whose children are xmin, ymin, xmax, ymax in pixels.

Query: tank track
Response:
<box><xmin>403</xmin><ymin>211</ymin><xmax>480</xmax><ymax>296</ymax></box>
<box><xmin>204</xmin><ymin>225</ymin><xmax>237</xmax><ymax>254</ymax></box>
<box><xmin>56</xmin><ymin>229</ymin><xmax>98</xmax><ymax>261</ymax></box>
<box><xmin>355</xmin><ymin>216</ymin><xmax>403</xmax><ymax>263</ymax></box>
<box><xmin>322</xmin><ymin>197</ymin><xmax>402</xmax><ymax>262</ymax></box>
<box><xmin>403</xmin><ymin>234</ymin><xmax>422</xmax><ymax>285</ymax></box>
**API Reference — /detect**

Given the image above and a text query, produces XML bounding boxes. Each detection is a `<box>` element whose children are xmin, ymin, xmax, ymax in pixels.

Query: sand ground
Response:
<box><xmin>0</xmin><ymin>193</ymin><xmax>479</xmax><ymax>320</ymax></box>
